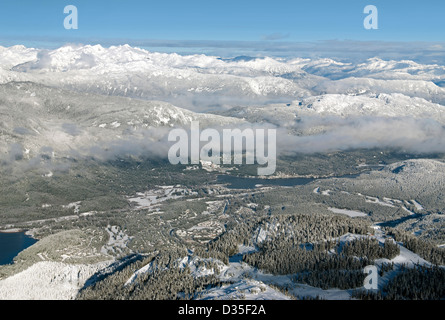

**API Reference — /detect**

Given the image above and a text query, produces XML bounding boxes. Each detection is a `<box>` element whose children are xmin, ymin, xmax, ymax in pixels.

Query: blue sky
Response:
<box><xmin>0</xmin><ymin>0</ymin><xmax>443</xmax><ymax>46</ymax></box>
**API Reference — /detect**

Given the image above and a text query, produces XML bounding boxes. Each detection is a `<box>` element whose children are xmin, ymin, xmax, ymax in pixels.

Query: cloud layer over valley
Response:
<box><xmin>1</xmin><ymin>44</ymin><xmax>444</xmax><ymax>172</ymax></box>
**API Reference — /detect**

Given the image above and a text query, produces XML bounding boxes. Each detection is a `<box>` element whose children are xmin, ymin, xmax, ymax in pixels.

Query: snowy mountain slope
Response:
<box><xmin>296</xmin><ymin>93</ymin><xmax>445</xmax><ymax>120</ymax></box>
<box><xmin>353</xmin><ymin>58</ymin><xmax>445</xmax><ymax>81</ymax></box>
<box><xmin>320</xmin><ymin>159</ymin><xmax>445</xmax><ymax>214</ymax></box>
<box><xmin>0</xmin><ymin>45</ymin><xmax>39</xmax><ymax>70</ymax></box>
<box><xmin>2</xmin><ymin>44</ymin><xmax>445</xmax><ymax>114</ymax></box>
<box><xmin>315</xmin><ymin>78</ymin><xmax>445</xmax><ymax>105</ymax></box>
<box><xmin>0</xmin><ymin>260</ymin><xmax>111</xmax><ymax>300</ymax></box>
<box><xmin>4</xmin><ymin>45</ymin><xmax>444</xmax><ymax>82</ymax></box>
<box><xmin>218</xmin><ymin>92</ymin><xmax>445</xmax><ymax>125</ymax></box>
<box><xmin>0</xmin><ymin>82</ymin><xmax>245</xmax><ymax>161</ymax></box>
<box><xmin>0</xmin><ymin>45</ymin><xmax>318</xmax><ymax>112</ymax></box>
<box><xmin>299</xmin><ymin>57</ymin><xmax>445</xmax><ymax>81</ymax></box>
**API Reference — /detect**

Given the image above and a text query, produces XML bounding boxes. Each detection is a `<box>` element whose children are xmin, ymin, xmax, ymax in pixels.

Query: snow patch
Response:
<box><xmin>0</xmin><ymin>261</ymin><xmax>111</xmax><ymax>300</ymax></box>
<box><xmin>101</xmin><ymin>225</ymin><xmax>133</xmax><ymax>256</ymax></box>
<box><xmin>328</xmin><ymin>207</ymin><xmax>368</xmax><ymax>217</ymax></box>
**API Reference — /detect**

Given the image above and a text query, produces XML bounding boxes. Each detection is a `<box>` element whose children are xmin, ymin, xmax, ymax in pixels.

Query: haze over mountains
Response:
<box><xmin>1</xmin><ymin>44</ymin><xmax>445</xmax><ymax>111</ymax></box>
<box><xmin>0</xmin><ymin>44</ymin><xmax>444</xmax><ymax>166</ymax></box>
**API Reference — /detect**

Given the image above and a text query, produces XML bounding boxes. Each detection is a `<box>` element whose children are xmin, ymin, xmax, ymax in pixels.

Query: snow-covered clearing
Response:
<box><xmin>328</xmin><ymin>207</ymin><xmax>368</xmax><ymax>217</ymax></box>
<box><xmin>364</xmin><ymin>195</ymin><xmax>396</xmax><ymax>207</ymax></box>
<box><xmin>101</xmin><ymin>225</ymin><xmax>133</xmax><ymax>256</ymax></box>
<box><xmin>128</xmin><ymin>186</ymin><xmax>197</xmax><ymax>210</ymax></box>
<box><xmin>198</xmin><ymin>279</ymin><xmax>290</xmax><ymax>300</ymax></box>
<box><xmin>62</xmin><ymin>201</ymin><xmax>81</xmax><ymax>214</ymax></box>
<box><xmin>410</xmin><ymin>200</ymin><xmax>424</xmax><ymax>211</ymax></box>
<box><xmin>0</xmin><ymin>260</ymin><xmax>111</xmax><ymax>300</ymax></box>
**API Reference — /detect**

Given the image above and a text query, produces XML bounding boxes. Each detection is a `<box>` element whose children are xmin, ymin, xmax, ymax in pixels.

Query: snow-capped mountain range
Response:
<box><xmin>1</xmin><ymin>44</ymin><xmax>445</xmax><ymax>159</ymax></box>
<box><xmin>1</xmin><ymin>44</ymin><xmax>445</xmax><ymax>113</ymax></box>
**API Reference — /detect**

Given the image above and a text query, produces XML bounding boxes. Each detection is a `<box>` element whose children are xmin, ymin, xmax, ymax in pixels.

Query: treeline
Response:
<box><xmin>76</xmin><ymin>211</ymin><xmax>443</xmax><ymax>299</ymax></box>
<box><xmin>193</xmin><ymin>247</ymin><xmax>230</xmax><ymax>265</ymax></box>
<box><xmin>123</xmin><ymin>266</ymin><xmax>221</xmax><ymax>300</ymax></box>
<box><xmin>384</xmin><ymin>264</ymin><xmax>445</xmax><ymax>299</ymax></box>
<box><xmin>353</xmin><ymin>264</ymin><xmax>445</xmax><ymax>300</ymax></box>
<box><xmin>253</xmin><ymin>214</ymin><xmax>372</xmax><ymax>245</ymax></box>
<box><xmin>244</xmin><ymin>242</ymin><xmax>371</xmax><ymax>276</ymax></box>
<box><xmin>243</xmin><ymin>238</ymin><xmax>399</xmax><ymax>290</ymax></box>
<box><xmin>206</xmin><ymin>213</ymin><xmax>372</xmax><ymax>257</ymax></box>
<box><xmin>386</xmin><ymin>228</ymin><xmax>445</xmax><ymax>265</ymax></box>
<box><xmin>341</xmin><ymin>238</ymin><xmax>400</xmax><ymax>261</ymax></box>
<box><xmin>231</xmin><ymin>215</ymin><xmax>398</xmax><ymax>290</ymax></box>
<box><xmin>294</xmin><ymin>269</ymin><xmax>365</xmax><ymax>290</ymax></box>
<box><xmin>201</xmin><ymin>213</ymin><xmax>377</xmax><ymax>290</ymax></box>
<box><xmin>77</xmin><ymin>254</ymin><xmax>155</xmax><ymax>300</ymax></box>
<box><xmin>77</xmin><ymin>248</ymin><xmax>223</xmax><ymax>300</ymax></box>
<box><xmin>206</xmin><ymin>217</ymin><xmax>258</xmax><ymax>258</ymax></box>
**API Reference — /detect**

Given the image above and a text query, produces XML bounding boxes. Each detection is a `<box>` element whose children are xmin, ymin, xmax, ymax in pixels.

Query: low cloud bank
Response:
<box><xmin>278</xmin><ymin>116</ymin><xmax>445</xmax><ymax>154</ymax></box>
<box><xmin>2</xmin><ymin>116</ymin><xmax>444</xmax><ymax>175</ymax></box>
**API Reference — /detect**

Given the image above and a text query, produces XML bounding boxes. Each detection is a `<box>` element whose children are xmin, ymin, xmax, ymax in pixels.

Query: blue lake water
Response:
<box><xmin>0</xmin><ymin>231</ymin><xmax>38</xmax><ymax>265</ymax></box>
<box><xmin>217</xmin><ymin>174</ymin><xmax>314</xmax><ymax>189</ymax></box>
<box><xmin>217</xmin><ymin>170</ymin><xmax>368</xmax><ymax>190</ymax></box>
